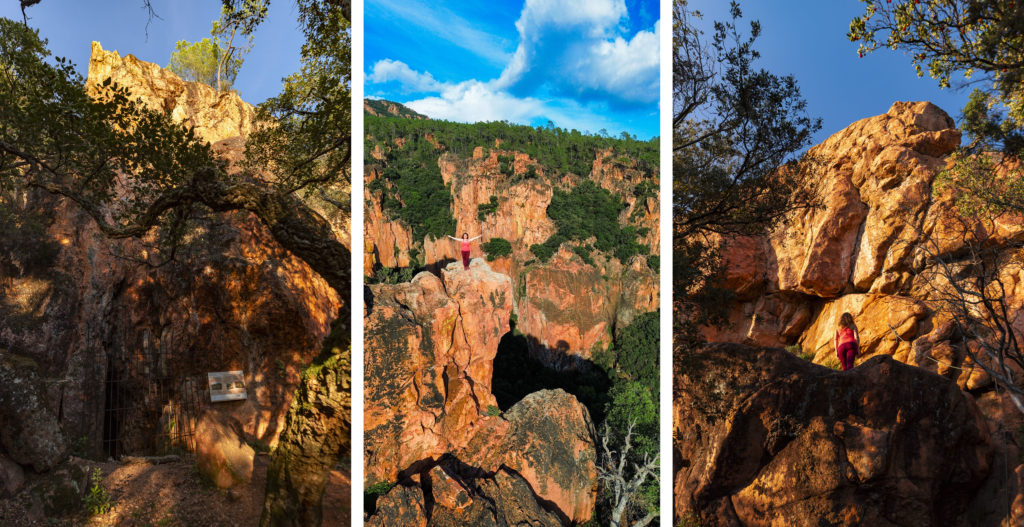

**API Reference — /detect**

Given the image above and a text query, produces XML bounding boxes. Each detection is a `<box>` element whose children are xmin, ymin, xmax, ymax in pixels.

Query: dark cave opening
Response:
<box><xmin>102</xmin><ymin>356</ymin><xmax>127</xmax><ymax>459</ymax></box>
<box><xmin>490</xmin><ymin>319</ymin><xmax>611</xmax><ymax>424</ymax></box>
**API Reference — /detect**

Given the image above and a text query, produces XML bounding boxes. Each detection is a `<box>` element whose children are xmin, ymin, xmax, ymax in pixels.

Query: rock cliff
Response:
<box><xmin>703</xmin><ymin>101</ymin><xmax>1024</xmax><ymax>390</ymax></box>
<box><xmin>364</xmin><ymin>260</ymin><xmax>597</xmax><ymax>525</ymax></box>
<box><xmin>0</xmin><ymin>42</ymin><xmax>345</xmax><ymax>461</ymax></box>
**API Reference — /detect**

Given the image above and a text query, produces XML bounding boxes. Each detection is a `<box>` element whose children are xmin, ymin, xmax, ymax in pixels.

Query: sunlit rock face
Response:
<box><xmin>0</xmin><ymin>43</ymin><xmax>344</xmax><ymax>458</ymax></box>
<box><xmin>701</xmin><ymin>101</ymin><xmax>1023</xmax><ymax>388</ymax></box>
<box><xmin>364</xmin><ymin>110</ymin><xmax>659</xmax><ymax>369</ymax></box>
<box><xmin>364</xmin><ymin>260</ymin><xmax>597</xmax><ymax>525</ymax></box>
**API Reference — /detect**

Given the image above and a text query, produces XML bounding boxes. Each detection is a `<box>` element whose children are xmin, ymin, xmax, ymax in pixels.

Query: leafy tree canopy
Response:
<box><xmin>850</xmin><ymin>0</ymin><xmax>1024</xmax><ymax>154</ymax></box>
<box><xmin>673</xmin><ymin>0</ymin><xmax>821</xmax><ymax>343</ymax></box>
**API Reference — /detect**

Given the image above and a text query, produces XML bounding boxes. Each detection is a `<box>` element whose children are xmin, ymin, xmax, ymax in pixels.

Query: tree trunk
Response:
<box><xmin>259</xmin><ymin>331</ymin><xmax>350</xmax><ymax>527</ymax></box>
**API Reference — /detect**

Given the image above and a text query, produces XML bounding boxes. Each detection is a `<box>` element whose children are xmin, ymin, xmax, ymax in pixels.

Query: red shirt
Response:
<box><xmin>461</xmin><ymin>239</ymin><xmax>471</xmax><ymax>252</ymax></box>
<box><xmin>835</xmin><ymin>327</ymin><xmax>856</xmax><ymax>348</ymax></box>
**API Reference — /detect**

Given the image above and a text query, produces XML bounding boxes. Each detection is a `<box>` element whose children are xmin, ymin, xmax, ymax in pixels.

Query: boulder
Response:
<box><xmin>194</xmin><ymin>410</ymin><xmax>255</xmax><ymax>489</ymax></box>
<box><xmin>675</xmin><ymin>343</ymin><xmax>994</xmax><ymax>527</ymax></box>
<box><xmin>503</xmin><ymin>389</ymin><xmax>597</xmax><ymax>524</ymax></box>
<box><xmin>0</xmin><ymin>354</ymin><xmax>69</xmax><ymax>472</ymax></box>
<box><xmin>0</xmin><ymin>454</ymin><xmax>24</xmax><ymax>497</ymax></box>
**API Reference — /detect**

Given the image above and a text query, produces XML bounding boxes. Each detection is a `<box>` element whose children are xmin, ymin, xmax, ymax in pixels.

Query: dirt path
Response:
<box><xmin>0</xmin><ymin>455</ymin><xmax>350</xmax><ymax>527</ymax></box>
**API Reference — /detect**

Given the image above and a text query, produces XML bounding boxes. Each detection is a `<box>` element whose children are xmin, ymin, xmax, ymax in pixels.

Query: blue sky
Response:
<box><xmin>689</xmin><ymin>1</ymin><xmax>970</xmax><ymax>146</ymax></box>
<box><xmin>0</xmin><ymin>0</ymin><xmax>304</xmax><ymax>105</ymax></box>
<box><xmin>365</xmin><ymin>0</ymin><xmax>661</xmax><ymax>139</ymax></box>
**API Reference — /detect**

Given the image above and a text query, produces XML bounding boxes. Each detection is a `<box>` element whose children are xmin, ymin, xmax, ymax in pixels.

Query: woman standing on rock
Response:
<box><xmin>835</xmin><ymin>312</ymin><xmax>860</xmax><ymax>371</ymax></box>
<box><xmin>448</xmin><ymin>232</ymin><xmax>481</xmax><ymax>270</ymax></box>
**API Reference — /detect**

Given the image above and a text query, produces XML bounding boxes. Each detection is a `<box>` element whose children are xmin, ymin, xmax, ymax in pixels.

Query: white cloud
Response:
<box><xmin>495</xmin><ymin>0</ymin><xmax>658</xmax><ymax>105</ymax></box>
<box><xmin>405</xmin><ymin>81</ymin><xmax>544</xmax><ymax>124</ymax></box>
<box><xmin>367</xmin><ymin>59</ymin><xmax>447</xmax><ymax>93</ymax></box>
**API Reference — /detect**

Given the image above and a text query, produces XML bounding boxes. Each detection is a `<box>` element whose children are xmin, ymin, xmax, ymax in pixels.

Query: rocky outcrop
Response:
<box><xmin>87</xmin><ymin>42</ymin><xmax>255</xmax><ymax>144</ymax></box>
<box><xmin>0</xmin><ymin>42</ymin><xmax>343</xmax><ymax>461</ymax></box>
<box><xmin>0</xmin><ymin>354</ymin><xmax>68</xmax><ymax>472</ymax></box>
<box><xmin>674</xmin><ymin>343</ymin><xmax>1017</xmax><ymax>527</ymax></box>
<box><xmin>365</xmin><ymin>260</ymin><xmax>597</xmax><ymax>525</ymax></box>
<box><xmin>702</xmin><ymin>102</ymin><xmax>1024</xmax><ymax>387</ymax></box>
<box><xmin>261</xmin><ymin>329</ymin><xmax>351</xmax><ymax>527</ymax></box>
<box><xmin>194</xmin><ymin>409</ymin><xmax>255</xmax><ymax>488</ymax></box>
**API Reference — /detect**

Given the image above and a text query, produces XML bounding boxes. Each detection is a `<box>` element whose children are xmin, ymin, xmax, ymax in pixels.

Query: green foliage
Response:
<box><xmin>167</xmin><ymin>38</ymin><xmax>228</xmax><ymax>89</ymax></box>
<box><xmin>366</xmin><ymin>134</ymin><xmax>455</xmax><ymax>241</ymax></box>
<box><xmin>481</xmin><ymin>237</ymin><xmax>512</xmax><ymax>261</ymax></box>
<box><xmin>673</xmin><ymin>1</ymin><xmax>819</xmax><ymax>358</ymax></box>
<box><xmin>529</xmin><ymin>241</ymin><xmax>556</xmax><ymax>262</ymax></box>
<box><xmin>613</xmin><ymin>312</ymin><xmax>659</xmax><ymax>393</ymax></box>
<box><xmin>850</xmin><ymin>0</ymin><xmax>1024</xmax><ymax>154</ymax></box>
<box><xmin>242</xmin><ymin>0</ymin><xmax>352</xmax><ymax>206</ymax></box>
<box><xmin>571</xmin><ymin>244</ymin><xmax>595</xmax><ymax>266</ymax></box>
<box><xmin>85</xmin><ymin>468</ymin><xmax>111</xmax><ymax>516</ymax></box>
<box><xmin>647</xmin><ymin>254</ymin><xmax>659</xmax><ymax>273</ymax></box>
<box><xmin>364</xmin><ymin>99</ymin><xmax>427</xmax><ymax>119</ymax></box>
<box><xmin>543</xmin><ymin>180</ymin><xmax>646</xmax><ymax>263</ymax></box>
<box><xmin>486</xmin><ymin>405</ymin><xmax>501</xmax><ymax>416</ymax></box>
<box><xmin>365</xmin><ymin>481</ymin><xmax>394</xmax><ymax>496</ymax></box>
<box><xmin>604</xmin><ymin>380</ymin><xmax>658</xmax><ymax>473</ymax></box>
<box><xmin>476</xmin><ymin>195</ymin><xmax>499</xmax><ymax>220</ymax></box>
<box><xmin>364</xmin><ymin>105</ymin><xmax>658</xmax><ymax>179</ymax></box>
<box><xmin>0</xmin><ymin>18</ymin><xmax>214</xmax><ymax>248</ymax></box>
<box><xmin>497</xmin><ymin>154</ymin><xmax>515</xmax><ymax>176</ymax></box>
<box><xmin>368</xmin><ymin>265</ymin><xmax>415</xmax><ymax>285</ymax></box>
<box><xmin>210</xmin><ymin>0</ymin><xmax>266</xmax><ymax>90</ymax></box>
<box><xmin>786</xmin><ymin>344</ymin><xmax>815</xmax><ymax>363</ymax></box>
<box><xmin>677</xmin><ymin>512</ymin><xmax>705</xmax><ymax>527</ymax></box>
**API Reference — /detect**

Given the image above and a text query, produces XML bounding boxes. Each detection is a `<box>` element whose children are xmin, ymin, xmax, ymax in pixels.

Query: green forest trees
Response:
<box><xmin>365</xmin><ymin>109</ymin><xmax>658</xmax><ymax>269</ymax></box>
<box><xmin>167</xmin><ymin>1</ymin><xmax>266</xmax><ymax>90</ymax></box>
<box><xmin>672</xmin><ymin>0</ymin><xmax>821</xmax><ymax>349</ymax></box>
<box><xmin>167</xmin><ymin>38</ymin><xmax>227</xmax><ymax>88</ymax></box>
<box><xmin>1</xmin><ymin>1</ymin><xmax>351</xmax><ymax>525</ymax></box>
<box><xmin>850</xmin><ymin>0</ymin><xmax>1024</xmax><ymax>413</ymax></box>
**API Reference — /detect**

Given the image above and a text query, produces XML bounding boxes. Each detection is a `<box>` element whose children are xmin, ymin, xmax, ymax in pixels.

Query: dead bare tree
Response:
<box><xmin>598</xmin><ymin>419</ymin><xmax>660</xmax><ymax>527</ymax></box>
<box><xmin>910</xmin><ymin>209</ymin><xmax>1024</xmax><ymax>413</ymax></box>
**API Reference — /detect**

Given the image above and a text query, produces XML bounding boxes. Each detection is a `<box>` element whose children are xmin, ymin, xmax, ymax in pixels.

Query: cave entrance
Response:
<box><xmin>101</xmin><ymin>351</ymin><xmax>204</xmax><ymax>459</ymax></box>
<box><xmin>102</xmin><ymin>356</ymin><xmax>127</xmax><ymax>459</ymax></box>
<box><xmin>490</xmin><ymin>319</ymin><xmax>611</xmax><ymax>423</ymax></box>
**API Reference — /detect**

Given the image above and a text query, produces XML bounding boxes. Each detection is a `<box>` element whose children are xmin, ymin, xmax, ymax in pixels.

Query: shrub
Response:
<box><xmin>85</xmin><ymin>467</ymin><xmax>111</xmax><ymax>516</ymax></box>
<box><xmin>481</xmin><ymin>237</ymin><xmax>512</xmax><ymax>260</ymax></box>
<box><xmin>365</xmin><ymin>481</ymin><xmax>394</xmax><ymax>496</ymax></box>
<box><xmin>476</xmin><ymin>196</ymin><xmax>500</xmax><ymax>221</ymax></box>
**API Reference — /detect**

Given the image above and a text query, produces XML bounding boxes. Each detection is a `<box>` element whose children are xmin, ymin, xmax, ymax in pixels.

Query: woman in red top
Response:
<box><xmin>447</xmin><ymin>232</ymin><xmax>481</xmax><ymax>270</ymax></box>
<box><xmin>834</xmin><ymin>312</ymin><xmax>860</xmax><ymax>371</ymax></box>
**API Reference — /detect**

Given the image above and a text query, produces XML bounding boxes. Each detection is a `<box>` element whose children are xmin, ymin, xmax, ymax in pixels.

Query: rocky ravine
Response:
<box><xmin>677</xmin><ymin>101</ymin><xmax>1024</xmax><ymax>525</ymax></box>
<box><xmin>365</xmin><ymin>259</ymin><xmax>597</xmax><ymax>526</ymax></box>
<box><xmin>0</xmin><ymin>43</ymin><xmax>349</xmax><ymax>517</ymax></box>
<box><xmin>365</xmin><ymin>107</ymin><xmax>658</xmax><ymax>369</ymax></box>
